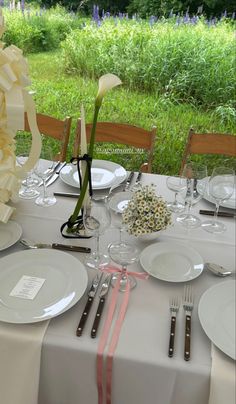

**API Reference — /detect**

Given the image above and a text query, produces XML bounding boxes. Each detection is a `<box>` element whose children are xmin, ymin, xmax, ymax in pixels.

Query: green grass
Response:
<box><xmin>27</xmin><ymin>51</ymin><xmax>236</xmax><ymax>175</ymax></box>
<box><xmin>62</xmin><ymin>18</ymin><xmax>235</xmax><ymax>108</ymax></box>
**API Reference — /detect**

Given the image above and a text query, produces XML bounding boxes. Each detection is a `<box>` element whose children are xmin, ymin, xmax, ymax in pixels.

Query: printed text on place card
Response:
<box><xmin>9</xmin><ymin>276</ymin><xmax>46</xmax><ymax>300</ymax></box>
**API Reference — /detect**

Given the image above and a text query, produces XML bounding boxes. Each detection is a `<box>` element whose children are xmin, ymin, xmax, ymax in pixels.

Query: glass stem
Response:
<box><xmin>214</xmin><ymin>202</ymin><xmax>220</xmax><ymax>223</ymax></box>
<box><xmin>42</xmin><ymin>179</ymin><xmax>47</xmax><ymax>200</ymax></box>
<box><xmin>95</xmin><ymin>235</ymin><xmax>100</xmax><ymax>258</ymax></box>
<box><xmin>173</xmin><ymin>192</ymin><xmax>177</xmax><ymax>204</ymax></box>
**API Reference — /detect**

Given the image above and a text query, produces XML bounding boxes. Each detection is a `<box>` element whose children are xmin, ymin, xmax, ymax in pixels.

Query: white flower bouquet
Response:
<box><xmin>122</xmin><ymin>185</ymin><xmax>172</xmax><ymax>237</ymax></box>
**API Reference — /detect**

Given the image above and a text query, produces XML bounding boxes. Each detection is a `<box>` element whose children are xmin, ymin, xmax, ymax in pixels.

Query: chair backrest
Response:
<box><xmin>24</xmin><ymin>112</ymin><xmax>72</xmax><ymax>161</ymax></box>
<box><xmin>73</xmin><ymin>120</ymin><xmax>156</xmax><ymax>173</ymax></box>
<box><xmin>180</xmin><ymin>129</ymin><xmax>236</xmax><ymax>173</ymax></box>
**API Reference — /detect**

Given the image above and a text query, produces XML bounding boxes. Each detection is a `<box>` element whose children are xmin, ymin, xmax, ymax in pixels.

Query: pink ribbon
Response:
<box><xmin>96</xmin><ymin>266</ymin><xmax>148</xmax><ymax>404</ymax></box>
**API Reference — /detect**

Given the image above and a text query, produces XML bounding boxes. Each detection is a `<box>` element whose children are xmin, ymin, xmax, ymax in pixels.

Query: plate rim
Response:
<box><xmin>0</xmin><ymin>220</ymin><xmax>22</xmax><ymax>251</ymax></box>
<box><xmin>198</xmin><ymin>280</ymin><xmax>236</xmax><ymax>360</ymax></box>
<box><xmin>139</xmin><ymin>241</ymin><xmax>204</xmax><ymax>282</ymax></box>
<box><xmin>0</xmin><ymin>249</ymin><xmax>88</xmax><ymax>324</ymax></box>
<box><xmin>60</xmin><ymin>159</ymin><xmax>127</xmax><ymax>190</ymax></box>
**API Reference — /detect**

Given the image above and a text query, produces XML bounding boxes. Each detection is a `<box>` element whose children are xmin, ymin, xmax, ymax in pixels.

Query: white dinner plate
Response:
<box><xmin>139</xmin><ymin>241</ymin><xmax>204</xmax><ymax>282</ymax></box>
<box><xmin>198</xmin><ymin>280</ymin><xmax>235</xmax><ymax>360</ymax></box>
<box><xmin>60</xmin><ymin>159</ymin><xmax>127</xmax><ymax>190</ymax></box>
<box><xmin>203</xmin><ymin>176</ymin><xmax>236</xmax><ymax>209</ymax></box>
<box><xmin>0</xmin><ymin>221</ymin><xmax>22</xmax><ymax>251</ymax></box>
<box><xmin>0</xmin><ymin>249</ymin><xmax>88</xmax><ymax>324</ymax></box>
<box><xmin>109</xmin><ymin>191</ymin><xmax>133</xmax><ymax>213</ymax></box>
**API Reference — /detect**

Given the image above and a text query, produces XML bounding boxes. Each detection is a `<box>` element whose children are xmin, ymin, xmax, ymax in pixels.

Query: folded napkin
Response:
<box><xmin>208</xmin><ymin>344</ymin><xmax>236</xmax><ymax>404</ymax></box>
<box><xmin>0</xmin><ymin>320</ymin><xmax>49</xmax><ymax>404</ymax></box>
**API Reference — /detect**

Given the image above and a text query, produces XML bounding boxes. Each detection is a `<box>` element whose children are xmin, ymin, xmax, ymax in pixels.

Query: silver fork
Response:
<box><xmin>168</xmin><ymin>297</ymin><xmax>180</xmax><ymax>357</ymax></box>
<box><xmin>183</xmin><ymin>285</ymin><xmax>194</xmax><ymax>361</ymax></box>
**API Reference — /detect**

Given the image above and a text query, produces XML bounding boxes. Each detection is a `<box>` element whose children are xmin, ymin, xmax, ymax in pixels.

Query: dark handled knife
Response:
<box><xmin>91</xmin><ymin>274</ymin><xmax>111</xmax><ymax>338</ymax></box>
<box><xmin>19</xmin><ymin>239</ymin><xmax>91</xmax><ymax>253</ymax></box>
<box><xmin>199</xmin><ymin>209</ymin><xmax>236</xmax><ymax>218</ymax></box>
<box><xmin>76</xmin><ymin>272</ymin><xmax>103</xmax><ymax>337</ymax></box>
<box><xmin>123</xmin><ymin>171</ymin><xmax>134</xmax><ymax>191</ymax></box>
<box><xmin>136</xmin><ymin>171</ymin><xmax>142</xmax><ymax>184</ymax></box>
<box><xmin>54</xmin><ymin>192</ymin><xmax>80</xmax><ymax>198</ymax></box>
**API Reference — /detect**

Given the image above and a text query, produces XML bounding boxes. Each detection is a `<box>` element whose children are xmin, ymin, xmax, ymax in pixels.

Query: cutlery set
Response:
<box><xmin>168</xmin><ymin>285</ymin><xmax>194</xmax><ymax>361</ymax></box>
<box><xmin>38</xmin><ymin>161</ymin><xmax>66</xmax><ymax>187</ymax></box>
<box><xmin>76</xmin><ymin>272</ymin><xmax>111</xmax><ymax>338</ymax></box>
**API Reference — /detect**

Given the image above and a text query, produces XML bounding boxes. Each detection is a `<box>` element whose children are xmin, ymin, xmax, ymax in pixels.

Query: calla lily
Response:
<box><xmin>68</xmin><ymin>74</ymin><xmax>122</xmax><ymax>229</ymax></box>
<box><xmin>96</xmin><ymin>74</ymin><xmax>122</xmax><ymax>107</ymax></box>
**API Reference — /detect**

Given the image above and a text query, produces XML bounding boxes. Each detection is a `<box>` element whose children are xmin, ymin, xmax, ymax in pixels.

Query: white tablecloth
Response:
<box><xmin>1</xmin><ymin>172</ymin><xmax>235</xmax><ymax>404</ymax></box>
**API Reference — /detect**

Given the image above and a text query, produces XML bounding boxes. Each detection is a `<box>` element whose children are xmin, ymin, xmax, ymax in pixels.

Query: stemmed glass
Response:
<box><xmin>201</xmin><ymin>167</ymin><xmax>235</xmax><ymax>234</ymax></box>
<box><xmin>108</xmin><ymin>242</ymin><xmax>139</xmax><ymax>292</ymax></box>
<box><xmin>176</xmin><ymin>162</ymin><xmax>207</xmax><ymax>228</ymax></box>
<box><xmin>166</xmin><ymin>176</ymin><xmax>186</xmax><ymax>212</ymax></box>
<box><xmin>83</xmin><ymin>197</ymin><xmax>111</xmax><ymax>269</ymax></box>
<box><xmin>108</xmin><ymin>191</ymin><xmax>132</xmax><ymax>243</ymax></box>
<box><xmin>34</xmin><ymin>145</ymin><xmax>57</xmax><ymax>207</ymax></box>
<box><xmin>16</xmin><ymin>135</ymin><xmax>40</xmax><ymax>199</ymax></box>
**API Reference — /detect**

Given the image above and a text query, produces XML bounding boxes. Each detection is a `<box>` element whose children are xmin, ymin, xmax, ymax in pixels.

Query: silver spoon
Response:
<box><xmin>204</xmin><ymin>262</ymin><xmax>232</xmax><ymax>277</ymax></box>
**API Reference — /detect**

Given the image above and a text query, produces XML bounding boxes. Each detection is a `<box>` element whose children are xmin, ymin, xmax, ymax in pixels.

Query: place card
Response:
<box><xmin>9</xmin><ymin>275</ymin><xmax>46</xmax><ymax>300</ymax></box>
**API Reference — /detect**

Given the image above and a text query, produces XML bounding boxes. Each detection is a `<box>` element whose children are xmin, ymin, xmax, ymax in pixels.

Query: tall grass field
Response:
<box><xmin>2</xmin><ymin>8</ymin><xmax>236</xmax><ymax>174</ymax></box>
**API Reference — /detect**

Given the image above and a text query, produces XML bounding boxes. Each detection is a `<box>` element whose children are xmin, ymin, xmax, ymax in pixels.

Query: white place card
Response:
<box><xmin>9</xmin><ymin>275</ymin><xmax>46</xmax><ymax>300</ymax></box>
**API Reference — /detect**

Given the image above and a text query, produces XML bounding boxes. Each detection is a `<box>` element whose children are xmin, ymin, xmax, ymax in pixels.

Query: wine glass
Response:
<box><xmin>108</xmin><ymin>191</ymin><xmax>132</xmax><ymax>243</ymax></box>
<box><xmin>176</xmin><ymin>163</ymin><xmax>207</xmax><ymax>228</ymax></box>
<box><xmin>166</xmin><ymin>176</ymin><xmax>186</xmax><ymax>212</ymax></box>
<box><xmin>34</xmin><ymin>145</ymin><xmax>57</xmax><ymax>207</ymax></box>
<box><xmin>83</xmin><ymin>197</ymin><xmax>111</xmax><ymax>269</ymax></box>
<box><xmin>16</xmin><ymin>135</ymin><xmax>40</xmax><ymax>199</ymax></box>
<box><xmin>108</xmin><ymin>242</ymin><xmax>139</xmax><ymax>292</ymax></box>
<box><xmin>202</xmin><ymin>167</ymin><xmax>235</xmax><ymax>234</ymax></box>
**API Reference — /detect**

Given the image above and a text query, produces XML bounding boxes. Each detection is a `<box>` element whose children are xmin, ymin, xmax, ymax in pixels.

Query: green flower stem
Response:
<box><xmin>69</xmin><ymin>104</ymin><xmax>100</xmax><ymax>228</ymax></box>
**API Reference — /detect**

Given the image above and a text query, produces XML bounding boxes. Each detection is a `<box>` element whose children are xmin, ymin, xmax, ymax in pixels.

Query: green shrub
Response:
<box><xmin>62</xmin><ymin>18</ymin><xmax>235</xmax><ymax>108</ymax></box>
<box><xmin>3</xmin><ymin>6</ymin><xmax>82</xmax><ymax>53</ymax></box>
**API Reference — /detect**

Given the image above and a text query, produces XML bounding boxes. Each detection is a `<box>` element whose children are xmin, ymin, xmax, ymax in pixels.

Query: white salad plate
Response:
<box><xmin>0</xmin><ymin>221</ymin><xmax>22</xmax><ymax>251</ymax></box>
<box><xmin>198</xmin><ymin>280</ymin><xmax>235</xmax><ymax>360</ymax></box>
<box><xmin>140</xmin><ymin>241</ymin><xmax>204</xmax><ymax>282</ymax></box>
<box><xmin>0</xmin><ymin>249</ymin><xmax>88</xmax><ymax>324</ymax></box>
<box><xmin>109</xmin><ymin>191</ymin><xmax>133</xmax><ymax>213</ymax></box>
<box><xmin>203</xmin><ymin>176</ymin><xmax>236</xmax><ymax>209</ymax></box>
<box><xmin>60</xmin><ymin>159</ymin><xmax>127</xmax><ymax>190</ymax></box>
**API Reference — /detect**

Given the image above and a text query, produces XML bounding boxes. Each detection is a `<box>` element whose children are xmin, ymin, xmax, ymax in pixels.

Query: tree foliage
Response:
<box><xmin>26</xmin><ymin>0</ymin><xmax>235</xmax><ymax>16</ymax></box>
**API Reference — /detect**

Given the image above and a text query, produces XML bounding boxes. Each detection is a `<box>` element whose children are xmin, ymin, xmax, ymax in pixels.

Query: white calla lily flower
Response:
<box><xmin>96</xmin><ymin>74</ymin><xmax>122</xmax><ymax>106</ymax></box>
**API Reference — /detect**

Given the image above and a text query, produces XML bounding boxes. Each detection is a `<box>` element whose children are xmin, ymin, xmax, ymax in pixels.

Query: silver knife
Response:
<box><xmin>133</xmin><ymin>171</ymin><xmax>142</xmax><ymax>189</ymax></box>
<box><xmin>38</xmin><ymin>161</ymin><xmax>61</xmax><ymax>187</ymax></box>
<box><xmin>76</xmin><ymin>273</ymin><xmax>103</xmax><ymax>337</ymax></box>
<box><xmin>91</xmin><ymin>274</ymin><xmax>112</xmax><ymax>338</ymax></box>
<box><xmin>123</xmin><ymin>171</ymin><xmax>134</xmax><ymax>191</ymax></box>
<box><xmin>45</xmin><ymin>162</ymin><xmax>67</xmax><ymax>187</ymax></box>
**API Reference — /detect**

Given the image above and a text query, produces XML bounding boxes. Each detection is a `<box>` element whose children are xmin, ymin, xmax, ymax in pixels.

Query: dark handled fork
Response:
<box><xmin>168</xmin><ymin>297</ymin><xmax>179</xmax><ymax>357</ymax></box>
<box><xmin>183</xmin><ymin>285</ymin><xmax>194</xmax><ymax>361</ymax></box>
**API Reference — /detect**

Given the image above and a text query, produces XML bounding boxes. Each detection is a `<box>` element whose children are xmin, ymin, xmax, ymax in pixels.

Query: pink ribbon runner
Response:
<box><xmin>96</xmin><ymin>266</ymin><xmax>148</xmax><ymax>404</ymax></box>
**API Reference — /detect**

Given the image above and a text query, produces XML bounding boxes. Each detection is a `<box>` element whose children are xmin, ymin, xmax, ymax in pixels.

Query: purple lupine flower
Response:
<box><xmin>176</xmin><ymin>16</ymin><xmax>181</xmax><ymax>26</ymax></box>
<box><xmin>21</xmin><ymin>0</ymin><xmax>24</xmax><ymax>11</ymax></box>
<box><xmin>0</xmin><ymin>1</ymin><xmax>4</xmax><ymax>7</ymax></box>
<box><xmin>169</xmin><ymin>9</ymin><xmax>173</xmax><ymax>18</ymax></box>
<box><xmin>223</xmin><ymin>10</ymin><xmax>227</xmax><ymax>17</ymax></box>
<box><xmin>232</xmin><ymin>12</ymin><xmax>235</xmax><ymax>20</ymax></box>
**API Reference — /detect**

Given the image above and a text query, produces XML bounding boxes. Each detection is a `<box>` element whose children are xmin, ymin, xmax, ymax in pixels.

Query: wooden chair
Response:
<box><xmin>180</xmin><ymin>128</ymin><xmax>236</xmax><ymax>173</ymax></box>
<box><xmin>73</xmin><ymin>120</ymin><xmax>156</xmax><ymax>173</ymax></box>
<box><xmin>24</xmin><ymin>112</ymin><xmax>72</xmax><ymax>161</ymax></box>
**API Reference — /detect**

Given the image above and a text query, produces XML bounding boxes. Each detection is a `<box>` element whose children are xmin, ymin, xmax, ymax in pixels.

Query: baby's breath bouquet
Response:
<box><xmin>122</xmin><ymin>185</ymin><xmax>172</xmax><ymax>236</ymax></box>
